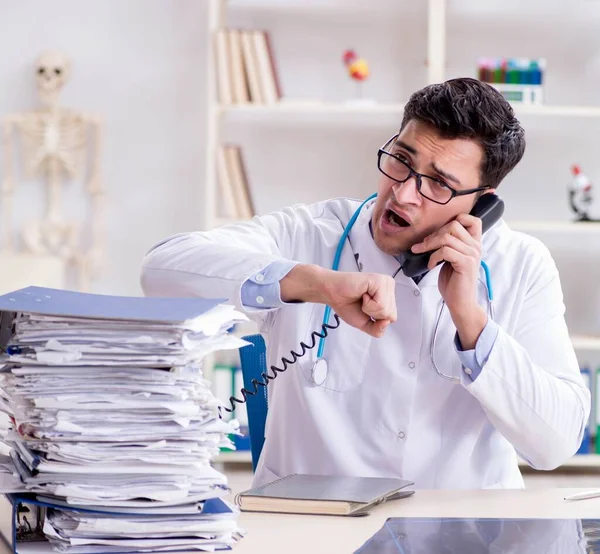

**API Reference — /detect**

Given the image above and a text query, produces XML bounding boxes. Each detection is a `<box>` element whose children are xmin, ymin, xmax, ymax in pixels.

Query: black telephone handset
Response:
<box><xmin>401</xmin><ymin>193</ymin><xmax>505</xmax><ymax>279</ymax></box>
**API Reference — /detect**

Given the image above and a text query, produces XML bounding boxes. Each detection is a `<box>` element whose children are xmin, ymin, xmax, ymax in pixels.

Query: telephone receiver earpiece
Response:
<box><xmin>401</xmin><ymin>193</ymin><xmax>505</xmax><ymax>279</ymax></box>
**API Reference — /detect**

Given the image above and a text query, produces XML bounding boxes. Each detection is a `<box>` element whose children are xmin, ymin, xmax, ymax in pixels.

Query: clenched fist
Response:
<box><xmin>280</xmin><ymin>264</ymin><xmax>397</xmax><ymax>338</ymax></box>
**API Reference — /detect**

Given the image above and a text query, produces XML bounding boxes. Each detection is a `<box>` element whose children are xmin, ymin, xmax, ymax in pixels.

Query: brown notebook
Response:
<box><xmin>235</xmin><ymin>473</ymin><xmax>414</xmax><ymax>516</ymax></box>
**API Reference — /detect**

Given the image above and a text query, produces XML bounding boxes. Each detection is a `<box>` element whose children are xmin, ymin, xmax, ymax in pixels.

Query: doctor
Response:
<box><xmin>141</xmin><ymin>77</ymin><xmax>590</xmax><ymax>489</ymax></box>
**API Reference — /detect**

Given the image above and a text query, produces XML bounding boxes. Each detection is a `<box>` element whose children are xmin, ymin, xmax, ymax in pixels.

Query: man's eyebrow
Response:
<box><xmin>431</xmin><ymin>162</ymin><xmax>461</xmax><ymax>186</ymax></box>
<box><xmin>393</xmin><ymin>140</ymin><xmax>417</xmax><ymax>155</ymax></box>
<box><xmin>393</xmin><ymin>140</ymin><xmax>463</xmax><ymax>186</ymax></box>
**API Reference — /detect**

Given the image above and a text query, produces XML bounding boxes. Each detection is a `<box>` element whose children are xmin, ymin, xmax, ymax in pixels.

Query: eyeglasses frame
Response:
<box><xmin>377</xmin><ymin>133</ymin><xmax>492</xmax><ymax>205</ymax></box>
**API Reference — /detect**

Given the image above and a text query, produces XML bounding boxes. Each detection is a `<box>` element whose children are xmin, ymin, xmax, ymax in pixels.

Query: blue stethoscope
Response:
<box><xmin>311</xmin><ymin>193</ymin><xmax>494</xmax><ymax>386</ymax></box>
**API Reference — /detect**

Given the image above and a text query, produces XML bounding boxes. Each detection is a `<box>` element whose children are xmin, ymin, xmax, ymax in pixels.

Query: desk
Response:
<box><xmin>233</xmin><ymin>488</ymin><xmax>600</xmax><ymax>553</ymax></box>
<box><xmin>2</xmin><ymin>489</ymin><xmax>600</xmax><ymax>554</ymax></box>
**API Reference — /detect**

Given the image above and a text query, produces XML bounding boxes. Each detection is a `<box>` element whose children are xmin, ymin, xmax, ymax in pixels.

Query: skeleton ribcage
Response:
<box><xmin>17</xmin><ymin>110</ymin><xmax>88</xmax><ymax>179</ymax></box>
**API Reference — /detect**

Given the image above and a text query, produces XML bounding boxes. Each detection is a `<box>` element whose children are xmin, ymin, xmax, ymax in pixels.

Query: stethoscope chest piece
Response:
<box><xmin>312</xmin><ymin>358</ymin><xmax>328</xmax><ymax>386</ymax></box>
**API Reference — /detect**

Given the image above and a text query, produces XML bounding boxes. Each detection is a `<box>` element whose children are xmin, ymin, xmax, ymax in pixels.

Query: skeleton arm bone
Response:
<box><xmin>82</xmin><ymin>113</ymin><xmax>105</xmax><ymax>279</ymax></box>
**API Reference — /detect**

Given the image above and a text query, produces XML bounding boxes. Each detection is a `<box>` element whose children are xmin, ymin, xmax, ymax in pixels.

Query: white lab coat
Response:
<box><xmin>141</xmin><ymin>196</ymin><xmax>590</xmax><ymax>490</ymax></box>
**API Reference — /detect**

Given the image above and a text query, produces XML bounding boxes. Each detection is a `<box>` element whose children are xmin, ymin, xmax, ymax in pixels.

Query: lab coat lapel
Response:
<box><xmin>347</xmin><ymin>200</ymin><xmax>407</xmax><ymax>283</ymax></box>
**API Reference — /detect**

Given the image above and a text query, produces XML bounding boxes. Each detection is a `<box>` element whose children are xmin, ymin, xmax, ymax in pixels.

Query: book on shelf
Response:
<box><xmin>596</xmin><ymin>366</ymin><xmax>600</xmax><ymax>454</ymax></box>
<box><xmin>579</xmin><ymin>366</ymin><xmax>591</xmax><ymax>454</ymax></box>
<box><xmin>217</xmin><ymin>144</ymin><xmax>255</xmax><ymax>222</ymax></box>
<box><xmin>215</xmin><ymin>28</ymin><xmax>282</xmax><ymax>105</ymax></box>
<box><xmin>575</xmin><ymin>362</ymin><xmax>600</xmax><ymax>455</ymax></box>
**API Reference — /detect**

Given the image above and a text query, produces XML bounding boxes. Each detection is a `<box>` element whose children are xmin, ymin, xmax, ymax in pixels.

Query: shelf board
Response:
<box><xmin>219</xmin><ymin>101</ymin><xmax>405</xmax><ymax>115</ymax></box>
<box><xmin>227</xmin><ymin>0</ymin><xmax>411</xmax><ymax>11</ymax></box>
<box><xmin>220</xmin><ymin>101</ymin><xmax>600</xmax><ymax>118</ymax></box>
<box><xmin>519</xmin><ymin>454</ymin><xmax>600</xmax><ymax>470</ymax></box>
<box><xmin>571</xmin><ymin>336</ymin><xmax>600</xmax><ymax>351</ymax></box>
<box><xmin>514</xmin><ymin>104</ymin><xmax>600</xmax><ymax>118</ymax></box>
<box><xmin>508</xmin><ymin>221</ymin><xmax>600</xmax><ymax>232</ymax></box>
<box><xmin>214</xmin><ymin>450</ymin><xmax>252</xmax><ymax>464</ymax></box>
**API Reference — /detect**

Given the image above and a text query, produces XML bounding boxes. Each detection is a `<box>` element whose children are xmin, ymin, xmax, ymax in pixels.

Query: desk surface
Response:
<box><xmin>3</xmin><ymin>489</ymin><xmax>600</xmax><ymax>554</ymax></box>
<box><xmin>233</xmin><ymin>488</ymin><xmax>600</xmax><ymax>553</ymax></box>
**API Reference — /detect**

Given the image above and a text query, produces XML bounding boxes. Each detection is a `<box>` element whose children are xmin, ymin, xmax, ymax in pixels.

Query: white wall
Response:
<box><xmin>1</xmin><ymin>0</ymin><xmax>599</xmax><ymax>347</ymax></box>
<box><xmin>0</xmin><ymin>0</ymin><xmax>209</xmax><ymax>296</ymax></box>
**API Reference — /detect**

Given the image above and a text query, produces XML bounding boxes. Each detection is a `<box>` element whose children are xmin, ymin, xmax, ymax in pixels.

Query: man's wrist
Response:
<box><xmin>280</xmin><ymin>264</ymin><xmax>331</xmax><ymax>305</ymax></box>
<box><xmin>451</xmin><ymin>303</ymin><xmax>488</xmax><ymax>351</ymax></box>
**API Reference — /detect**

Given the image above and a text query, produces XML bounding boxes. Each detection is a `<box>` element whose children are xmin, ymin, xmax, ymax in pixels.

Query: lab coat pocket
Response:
<box><xmin>319</xmin><ymin>312</ymin><xmax>372</xmax><ymax>393</ymax></box>
<box><xmin>295</xmin><ymin>305</ymin><xmax>371</xmax><ymax>392</ymax></box>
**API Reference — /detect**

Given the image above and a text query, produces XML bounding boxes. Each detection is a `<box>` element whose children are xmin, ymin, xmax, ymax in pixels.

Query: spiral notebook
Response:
<box><xmin>235</xmin><ymin>473</ymin><xmax>414</xmax><ymax>516</ymax></box>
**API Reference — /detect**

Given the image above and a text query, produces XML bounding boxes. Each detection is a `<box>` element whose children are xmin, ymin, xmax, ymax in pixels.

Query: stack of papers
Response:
<box><xmin>0</xmin><ymin>286</ymin><xmax>248</xmax><ymax>552</ymax></box>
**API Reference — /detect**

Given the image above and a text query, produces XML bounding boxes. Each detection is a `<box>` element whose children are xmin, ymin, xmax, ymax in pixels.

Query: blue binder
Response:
<box><xmin>0</xmin><ymin>286</ymin><xmax>225</xmax><ymax>323</ymax></box>
<box><xmin>0</xmin><ymin>493</ymin><xmax>235</xmax><ymax>554</ymax></box>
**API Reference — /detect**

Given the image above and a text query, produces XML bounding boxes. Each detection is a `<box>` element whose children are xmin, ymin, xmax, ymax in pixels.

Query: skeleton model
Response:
<box><xmin>1</xmin><ymin>50</ymin><xmax>104</xmax><ymax>290</ymax></box>
<box><xmin>568</xmin><ymin>165</ymin><xmax>598</xmax><ymax>222</ymax></box>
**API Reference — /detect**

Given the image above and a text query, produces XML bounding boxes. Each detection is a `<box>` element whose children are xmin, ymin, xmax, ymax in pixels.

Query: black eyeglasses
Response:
<box><xmin>377</xmin><ymin>134</ymin><xmax>491</xmax><ymax>205</ymax></box>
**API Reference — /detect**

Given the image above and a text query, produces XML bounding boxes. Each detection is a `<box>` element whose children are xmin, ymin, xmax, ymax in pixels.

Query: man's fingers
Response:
<box><xmin>412</xmin><ymin>218</ymin><xmax>480</xmax><ymax>254</ymax></box>
<box><xmin>455</xmin><ymin>213</ymin><xmax>483</xmax><ymax>240</ymax></box>
<box><xmin>428</xmin><ymin>245</ymin><xmax>477</xmax><ymax>273</ymax></box>
<box><xmin>361</xmin><ymin>318</ymin><xmax>390</xmax><ymax>338</ymax></box>
<box><xmin>332</xmin><ymin>272</ymin><xmax>396</xmax><ymax>337</ymax></box>
<box><xmin>364</xmin><ymin>276</ymin><xmax>397</xmax><ymax>322</ymax></box>
<box><xmin>336</xmin><ymin>301</ymin><xmax>391</xmax><ymax>338</ymax></box>
<box><xmin>432</xmin><ymin>233</ymin><xmax>477</xmax><ymax>259</ymax></box>
<box><xmin>362</xmin><ymin>292</ymin><xmax>397</xmax><ymax>322</ymax></box>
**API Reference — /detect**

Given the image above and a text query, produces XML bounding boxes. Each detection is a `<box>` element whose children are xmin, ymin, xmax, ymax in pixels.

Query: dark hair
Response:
<box><xmin>400</xmin><ymin>77</ymin><xmax>525</xmax><ymax>189</ymax></box>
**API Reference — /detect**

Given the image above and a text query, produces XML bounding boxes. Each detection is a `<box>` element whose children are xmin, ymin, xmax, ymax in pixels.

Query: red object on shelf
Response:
<box><xmin>342</xmin><ymin>50</ymin><xmax>357</xmax><ymax>64</ymax></box>
<box><xmin>342</xmin><ymin>49</ymin><xmax>369</xmax><ymax>82</ymax></box>
<box><xmin>571</xmin><ymin>165</ymin><xmax>593</xmax><ymax>192</ymax></box>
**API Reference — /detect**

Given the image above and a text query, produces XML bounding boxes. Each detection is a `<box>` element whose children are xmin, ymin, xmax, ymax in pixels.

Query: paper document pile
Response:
<box><xmin>0</xmin><ymin>286</ymin><xmax>248</xmax><ymax>552</ymax></box>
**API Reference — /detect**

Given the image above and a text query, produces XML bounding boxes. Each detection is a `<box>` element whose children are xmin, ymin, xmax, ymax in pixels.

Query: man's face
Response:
<box><xmin>372</xmin><ymin>119</ymin><xmax>485</xmax><ymax>256</ymax></box>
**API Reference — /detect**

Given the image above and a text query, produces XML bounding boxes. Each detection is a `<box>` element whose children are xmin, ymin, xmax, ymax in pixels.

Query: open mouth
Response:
<box><xmin>386</xmin><ymin>209</ymin><xmax>410</xmax><ymax>228</ymax></box>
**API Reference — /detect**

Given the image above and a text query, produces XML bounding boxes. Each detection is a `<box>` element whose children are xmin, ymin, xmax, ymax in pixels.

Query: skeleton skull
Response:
<box><xmin>35</xmin><ymin>50</ymin><xmax>72</xmax><ymax>107</ymax></box>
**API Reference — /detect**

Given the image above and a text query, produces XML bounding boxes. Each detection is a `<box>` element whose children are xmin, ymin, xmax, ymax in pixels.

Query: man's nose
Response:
<box><xmin>392</xmin><ymin>176</ymin><xmax>421</xmax><ymax>206</ymax></box>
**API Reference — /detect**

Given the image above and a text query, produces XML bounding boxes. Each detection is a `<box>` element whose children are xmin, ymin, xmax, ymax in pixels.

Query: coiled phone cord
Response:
<box><xmin>220</xmin><ymin>313</ymin><xmax>342</xmax><ymax>415</ymax></box>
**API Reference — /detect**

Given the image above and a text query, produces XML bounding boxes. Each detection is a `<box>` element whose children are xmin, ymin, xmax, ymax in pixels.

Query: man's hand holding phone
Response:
<box><xmin>411</xmin><ymin>213</ymin><xmax>488</xmax><ymax>349</ymax></box>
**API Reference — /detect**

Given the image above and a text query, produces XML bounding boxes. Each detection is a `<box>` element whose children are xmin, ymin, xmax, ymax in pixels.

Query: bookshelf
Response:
<box><xmin>509</xmin><ymin>221</ymin><xmax>600</xmax><ymax>233</ymax></box>
<box><xmin>220</xmin><ymin>102</ymin><xmax>600</xmax><ymax>119</ymax></box>
<box><xmin>204</xmin><ymin>0</ymin><xmax>600</xmax><ymax>471</ymax></box>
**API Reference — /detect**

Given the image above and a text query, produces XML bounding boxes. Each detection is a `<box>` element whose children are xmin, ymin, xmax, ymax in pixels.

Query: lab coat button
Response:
<box><xmin>397</xmin><ymin>431</ymin><xmax>406</xmax><ymax>439</ymax></box>
<box><xmin>408</xmin><ymin>362</ymin><xmax>415</xmax><ymax>369</ymax></box>
<box><xmin>413</xmin><ymin>290</ymin><xmax>420</xmax><ymax>297</ymax></box>
<box><xmin>464</xmin><ymin>367</ymin><xmax>472</xmax><ymax>376</ymax></box>
<box><xmin>256</xmin><ymin>296</ymin><xmax>265</xmax><ymax>304</ymax></box>
<box><xmin>255</xmin><ymin>273</ymin><xmax>265</xmax><ymax>282</ymax></box>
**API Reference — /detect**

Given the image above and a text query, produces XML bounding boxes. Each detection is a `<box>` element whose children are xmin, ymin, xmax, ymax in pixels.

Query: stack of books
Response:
<box><xmin>216</xmin><ymin>144</ymin><xmax>254</xmax><ymax>223</ymax></box>
<box><xmin>0</xmin><ymin>286</ymin><xmax>248</xmax><ymax>552</ymax></box>
<box><xmin>215</xmin><ymin>28</ymin><xmax>282</xmax><ymax>105</ymax></box>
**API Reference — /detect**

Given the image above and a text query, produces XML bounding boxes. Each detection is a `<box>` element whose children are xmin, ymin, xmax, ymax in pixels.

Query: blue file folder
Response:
<box><xmin>0</xmin><ymin>286</ymin><xmax>224</xmax><ymax>323</ymax></box>
<box><xmin>0</xmin><ymin>493</ymin><xmax>235</xmax><ymax>554</ymax></box>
